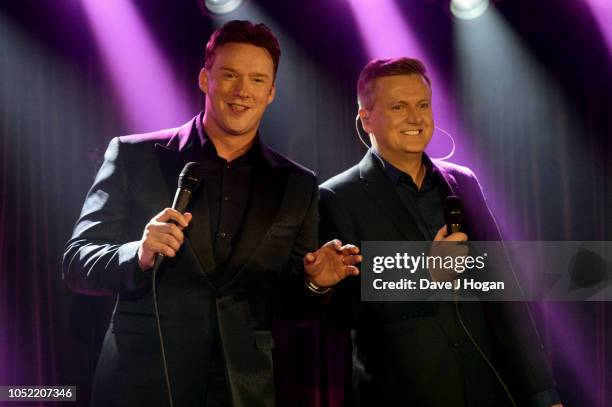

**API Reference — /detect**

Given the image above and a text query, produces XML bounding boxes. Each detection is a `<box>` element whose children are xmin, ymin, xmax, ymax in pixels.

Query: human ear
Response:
<box><xmin>198</xmin><ymin>68</ymin><xmax>209</xmax><ymax>94</ymax></box>
<box><xmin>359</xmin><ymin>108</ymin><xmax>372</xmax><ymax>133</ymax></box>
<box><xmin>267</xmin><ymin>82</ymin><xmax>276</xmax><ymax>104</ymax></box>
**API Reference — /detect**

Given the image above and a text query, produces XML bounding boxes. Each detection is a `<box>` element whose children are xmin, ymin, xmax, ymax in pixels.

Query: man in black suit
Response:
<box><xmin>63</xmin><ymin>20</ymin><xmax>355</xmax><ymax>407</ymax></box>
<box><xmin>309</xmin><ymin>58</ymin><xmax>562</xmax><ymax>406</ymax></box>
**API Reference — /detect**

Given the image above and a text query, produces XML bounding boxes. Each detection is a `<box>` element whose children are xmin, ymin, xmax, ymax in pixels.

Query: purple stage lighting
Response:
<box><xmin>80</xmin><ymin>0</ymin><xmax>192</xmax><ymax>133</ymax></box>
<box><xmin>584</xmin><ymin>0</ymin><xmax>612</xmax><ymax>60</ymax></box>
<box><xmin>344</xmin><ymin>0</ymin><xmax>425</xmax><ymax>61</ymax></box>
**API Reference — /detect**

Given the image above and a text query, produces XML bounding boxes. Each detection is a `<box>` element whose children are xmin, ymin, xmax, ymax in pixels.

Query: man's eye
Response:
<box><xmin>223</xmin><ymin>73</ymin><xmax>236</xmax><ymax>79</ymax></box>
<box><xmin>391</xmin><ymin>104</ymin><xmax>405</xmax><ymax>111</ymax></box>
<box><xmin>419</xmin><ymin>103</ymin><xmax>430</xmax><ymax>109</ymax></box>
<box><xmin>253</xmin><ymin>78</ymin><xmax>265</xmax><ymax>84</ymax></box>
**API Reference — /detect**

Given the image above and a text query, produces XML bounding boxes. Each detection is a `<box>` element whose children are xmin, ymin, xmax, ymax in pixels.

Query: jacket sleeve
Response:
<box><xmin>317</xmin><ymin>185</ymin><xmax>361</xmax><ymax>328</ymax></box>
<box><xmin>62</xmin><ymin>137</ymin><xmax>149</xmax><ymax>295</ymax></box>
<box><xmin>276</xmin><ymin>173</ymin><xmax>323</xmax><ymax>319</ymax></box>
<box><xmin>287</xmin><ymin>176</ymin><xmax>319</xmax><ymax>278</ymax></box>
<box><xmin>459</xmin><ymin>167</ymin><xmax>503</xmax><ymax>241</ymax></box>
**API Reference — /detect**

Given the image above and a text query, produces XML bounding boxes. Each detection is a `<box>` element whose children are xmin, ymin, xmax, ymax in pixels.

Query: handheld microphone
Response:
<box><xmin>153</xmin><ymin>162</ymin><xmax>204</xmax><ymax>269</ymax></box>
<box><xmin>153</xmin><ymin>162</ymin><xmax>203</xmax><ymax>407</ymax></box>
<box><xmin>443</xmin><ymin>195</ymin><xmax>464</xmax><ymax>236</ymax></box>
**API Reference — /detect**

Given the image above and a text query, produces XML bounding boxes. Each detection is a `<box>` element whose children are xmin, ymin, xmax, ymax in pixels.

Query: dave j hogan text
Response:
<box><xmin>372</xmin><ymin>278</ymin><xmax>505</xmax><ymax>292</ymax></box>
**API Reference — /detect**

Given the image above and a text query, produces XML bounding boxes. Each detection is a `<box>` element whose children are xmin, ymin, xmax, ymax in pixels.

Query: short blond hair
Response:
<box><xmin>357</xmin><ymin>58</ymin><xmax>431</xmax><ymax>109</ymax></box>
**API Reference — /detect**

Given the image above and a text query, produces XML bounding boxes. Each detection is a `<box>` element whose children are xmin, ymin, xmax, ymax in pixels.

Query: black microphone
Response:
<box><xmin>444</xmin><ymin>195</ymin><xmax>464</xmax><ymax>236</ymax></box>
<box><xmin>152</xmin><ymin>162</ymin><xmax>204</xmax><ymax>269</ymax></box>
<box><xmin>172</xmin><ymin>162</ymin><xmax>205</xmax><ymax>212</ymax></box>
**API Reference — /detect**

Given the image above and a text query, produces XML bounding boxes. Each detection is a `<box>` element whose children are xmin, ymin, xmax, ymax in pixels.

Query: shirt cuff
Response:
<box><xmin>117</xmin><ymin>241</ymin><xmax>149</xmax><ymax>290</ymax></box>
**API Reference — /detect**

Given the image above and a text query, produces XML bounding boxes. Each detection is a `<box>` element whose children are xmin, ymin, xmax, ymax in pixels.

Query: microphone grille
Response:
<box><xmin>444</xmin><ymin>195</ymin><xmax>464</xmax><ymax>224</ymax></box>
<box><xmin>178</xmin><ymin>162</ymin><xmax>204</xmax><ymax>191</ymax></box>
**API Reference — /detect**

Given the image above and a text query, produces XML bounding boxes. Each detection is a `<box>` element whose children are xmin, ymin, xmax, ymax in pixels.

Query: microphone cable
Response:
<box><xmin>445</xmin><ymin>196</ymin><xmax>517</xmax><ymax>406</ymax></box>
<box><xmin>153</xmin><ymin>254</ymin><xmax>175</xmax><ymax>407</ymax></box>
<box><xmin>453</xmin><ymin>295</ymin><xmax>518</xmax><ymax>407</ymax></box>
<box><xmin>150</xmin><ymin>161</ymin><xmax>203</xmax><ymax>407</ymax></box>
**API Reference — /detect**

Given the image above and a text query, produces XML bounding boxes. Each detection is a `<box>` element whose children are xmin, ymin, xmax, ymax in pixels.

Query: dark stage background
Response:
<box><xmin>1</xmin><ymin>0</ymin><xmax>611</xmax><ymax>406</ymax></box>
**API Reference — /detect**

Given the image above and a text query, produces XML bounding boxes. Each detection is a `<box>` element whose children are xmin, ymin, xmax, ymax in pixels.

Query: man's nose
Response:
<box><xmin>404</xmin><ymin>106</ymin><xmax>422</xmax><ymax>124</ymax></box>
<box><xmin>233</xmin><ymin>77</ymin><xmax>250</xmax><ymax>98</ymax></box>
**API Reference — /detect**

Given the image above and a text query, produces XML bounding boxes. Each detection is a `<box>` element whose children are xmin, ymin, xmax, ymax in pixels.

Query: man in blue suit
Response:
<box><xmin>308</xmin><ymin>58</ymin><xmax>562</xmax><ymax>406</ymax></box>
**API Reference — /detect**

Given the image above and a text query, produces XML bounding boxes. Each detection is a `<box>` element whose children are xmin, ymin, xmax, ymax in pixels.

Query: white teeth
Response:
<box><xmin>229</xmin><ymin>104</ymin><xmax>248</xmax><ymax>112</ymax></box>
<box><xmin>401</xmin><ymin>130</ymin><xmax>420</xmax><ymax>135</ymax></box>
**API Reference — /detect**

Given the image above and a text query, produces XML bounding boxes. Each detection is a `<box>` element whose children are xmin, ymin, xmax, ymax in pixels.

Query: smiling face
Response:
<box><xmin>359</xmin><ymin>74</ymin><xmax>433</xmax><ymax>164</ymax></box>
<box><xmin>199</xmin><ymin>42</ymin><xmax>276</xmax><ymax>140</ymax></box>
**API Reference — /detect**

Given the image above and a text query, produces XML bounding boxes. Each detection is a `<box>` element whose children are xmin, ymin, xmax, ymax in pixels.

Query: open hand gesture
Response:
<box><xmin>303</xmin><ymin>240</ymin><xmax>362</xmax><ymax>288</ymax></box>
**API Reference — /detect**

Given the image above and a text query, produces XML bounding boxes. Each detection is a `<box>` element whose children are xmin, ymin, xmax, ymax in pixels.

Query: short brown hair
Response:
<box><xmin>204</xmin><ymin>20</ymin><xmax>281</xmax><ymax>79</ymax></box>
<box><xmin>357</xmin><ymin>57</ymin><xmax>431</xmax><ymax>109</ymax></box>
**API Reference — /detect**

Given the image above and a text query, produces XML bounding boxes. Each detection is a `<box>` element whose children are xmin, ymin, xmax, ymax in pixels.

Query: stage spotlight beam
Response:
<box><xmin>450</xmin><ymin>0</ymin><xmax>490</xmax><ymax>20</ymax></box>
<box><xmin>584</xmin><ymin>0</ymin><xmax>612</xmax><ymax>60</ymax></box>
<box><xmin>80</xmin><ymin>0</ymin><xmax>191</xmax><ymax>133</ymax></box>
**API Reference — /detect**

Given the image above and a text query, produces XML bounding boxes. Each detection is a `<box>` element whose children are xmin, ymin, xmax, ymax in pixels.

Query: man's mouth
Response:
<box><xmin>228</xmin><ymin>103</ymin><xmax>250</xmax><ymax>113</ymax></box>
<box><xmin>401</xmin><ymin>130</ymin><xmax>422</xmax><ymax>136</ymax></box>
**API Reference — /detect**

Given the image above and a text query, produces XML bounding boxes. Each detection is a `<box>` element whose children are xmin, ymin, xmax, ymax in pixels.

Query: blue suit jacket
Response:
<box><xmin>319</xmin><ymin>150</ymin><xmax>558</xmax><ymax>407</ymax></box>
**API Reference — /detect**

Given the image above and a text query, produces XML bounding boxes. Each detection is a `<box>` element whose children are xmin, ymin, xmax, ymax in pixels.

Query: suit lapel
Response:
<box><xmin>359</xmin><ymin>151</ymin><xmax>426</xmax><ymax>240</ymax></box>
<box><xmin>154</xmin><ymin>144</ymin><xmax>186</xmax><ymax>202</ymax></box>
<box><xmin>153</xmin><ymin>118</ymin><xmax>217</xmax><ymax>276</ymax></box>
<box><xmin>222</xmin><ymin>161</ymin><xmax>286</xmax><ymax>285</ymax></box>
<box><xmin>183</xmin><ymin>180</ymin><xmax>216</xmax><ymax>275</ymax></box>
<box><xmin>431</xmin><ymin>160</ymin><xmax>459</xmax><ymax>198</ymax></box>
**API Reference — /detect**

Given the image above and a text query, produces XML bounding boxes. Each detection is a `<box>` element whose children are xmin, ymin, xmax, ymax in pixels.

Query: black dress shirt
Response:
<box><xmin>371</xmin><ymin>149</ymin><xmax>445</xmax><ymax>239</ymax></box>
<box><xmin>195</xmin><ymin>115</ymin><xmax>262</xmax><ymax>273</ymax></box>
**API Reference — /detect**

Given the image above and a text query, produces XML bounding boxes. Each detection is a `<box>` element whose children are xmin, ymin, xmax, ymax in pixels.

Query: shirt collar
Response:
<box><xmin>195</xmin><ymin>110</ymin><xmax>263</xmax><ymax>165</ymax></box>
<box><xmin>371</xmin><ymin>148</ymin><xmax>438</xmax><ymax>190</ymax></box>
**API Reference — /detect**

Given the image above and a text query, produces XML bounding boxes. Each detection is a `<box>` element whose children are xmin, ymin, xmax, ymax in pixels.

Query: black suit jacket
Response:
<box><xmin>63</xmin><ymin>115</ymin><xmax>319</xmax><ymax>407</ymax></box>
<box><xmin>319</xmin><ymin>151</ymin><xmax>557</xmax><ymax>407</ymax></box>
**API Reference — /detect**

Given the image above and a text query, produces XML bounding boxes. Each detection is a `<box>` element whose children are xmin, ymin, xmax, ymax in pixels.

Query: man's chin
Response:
<box><xmin>402</xmin><ymin>148</ymin><xmax>427</xmax><ymax>155</ymax></box>
<box><xmin>223</xmin><ymin>126</ymin><xmax>257</xmax><ymax>137</ymax></box>
<box><xmin>402</xmin><ymin>141</ymin><xmax>431</xmax><ymax>154</ymax></box>
<box><xmin>219</xmin><ymin>120</ymin><xmax>255</xmax><ymax>135</ymax></box>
